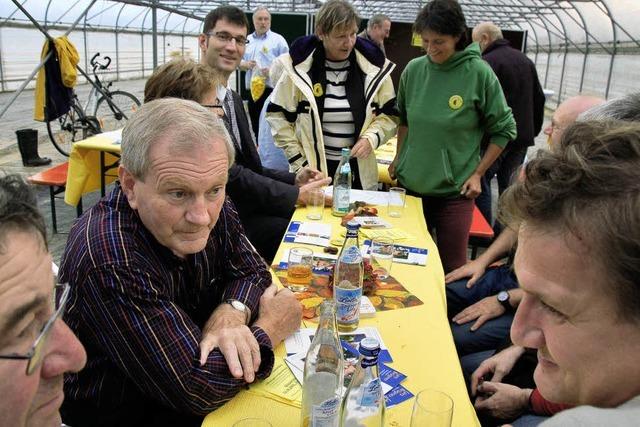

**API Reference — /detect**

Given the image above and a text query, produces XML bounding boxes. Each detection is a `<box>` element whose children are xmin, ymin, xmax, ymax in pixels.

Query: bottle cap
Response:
<box><xmin>341</xmin><ymin>147</ymin><xmax>350</xmax><ymax>155</ymax></box>
<box><xmin>346</xmin><ymin>220</ymin><xmax>361</xmax><ymax>231</ymax></box>
<box><xmin>359</xmin><ymin>337</ymin><xmax>380</xmax><ymax>358</ymax></box>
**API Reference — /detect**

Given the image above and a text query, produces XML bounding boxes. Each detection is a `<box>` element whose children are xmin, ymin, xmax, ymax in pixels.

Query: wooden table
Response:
<box><xmin>202</xmin><ymin>194</ymin><xmax>479</xmax><ymax>427</ymax></box>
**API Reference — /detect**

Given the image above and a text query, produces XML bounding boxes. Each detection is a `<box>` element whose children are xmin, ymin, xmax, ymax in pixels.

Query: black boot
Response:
<box><xmin>16</xmin><ymin>129</ymin><xmax>52</xmax><ymax>167</ymax></box>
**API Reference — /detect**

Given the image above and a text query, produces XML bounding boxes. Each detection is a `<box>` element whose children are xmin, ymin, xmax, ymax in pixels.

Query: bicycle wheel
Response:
<box><xmin>94</xmin><ymin>90</ymin><xmax>140</xmax><ymax>132</ymax></box>
<box><xmin>46</xmin><ymin>110</ymin><xmax>101</xmax><ymax>157</ymax></box>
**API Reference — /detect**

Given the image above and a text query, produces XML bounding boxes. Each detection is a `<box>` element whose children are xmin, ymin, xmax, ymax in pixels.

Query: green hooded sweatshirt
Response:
<box><xmin>396</xmin><ymin>42</ymin><xmax>516</xmax><ymax>197</ymax></box>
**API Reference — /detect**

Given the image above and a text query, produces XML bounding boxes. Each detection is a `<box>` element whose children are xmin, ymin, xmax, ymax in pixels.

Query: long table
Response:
<box><xmin>202</xmin><ymin>195</ymin><xmax>479</xmax><ymax>426</ymax></box>
<box><xmin>64</xmin><ymin>133</ymin><xmax>121</xmax><ymax>206</ymax></box>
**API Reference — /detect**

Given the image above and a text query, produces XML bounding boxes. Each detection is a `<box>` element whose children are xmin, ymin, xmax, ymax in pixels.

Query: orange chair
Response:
<box><xmin>469</xmin><ymin>205</ymin><xmax>494</xmax><ymax>259</ymax></box>
<box><xmin>28</xmin><ymin>162</ymin><xmax>82</xmax><ymax>233</ymax></box>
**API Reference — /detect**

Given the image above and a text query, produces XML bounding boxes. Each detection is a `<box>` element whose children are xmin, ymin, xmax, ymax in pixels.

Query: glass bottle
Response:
<box><xmin>332</xmin><ymin>148</ymin><xmax>352</xmax><ymax>217</ymax></box>
<box><xmin>334</xmin><ymin>221</ymin><xmax>363</xmax><ymax>332</ymax></box>
<box><xmin>340</xmin><ymin>338</ymin><xmax>385</xmax><ymax>427</ymax></box>
<box><xmin>300</xmin><ymin>300</ymin><xmax>344</xmax><ymax>427</ymax></box>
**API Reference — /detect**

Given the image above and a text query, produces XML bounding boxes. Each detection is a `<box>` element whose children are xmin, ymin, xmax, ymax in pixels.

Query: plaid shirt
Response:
<box><xmin>59</xmin><ymin>184</ymin><xmax>273</xmax><ymax>425</ymax></box>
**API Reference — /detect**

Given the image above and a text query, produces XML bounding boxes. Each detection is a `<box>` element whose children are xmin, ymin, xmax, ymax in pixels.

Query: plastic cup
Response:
<box><xmin>388</xmin><ymin>187</ymin><xmax>406</xmax><ymax>218</ymax></box>
<box><xmin>306</xmin><ymin>188</ymin><xmax>325</xmax><ymax>220</ymax></box>
<box><xmin>286</xmin><ymin>247</ymin><xmax>314</xmax><ymax>292</ymax></box>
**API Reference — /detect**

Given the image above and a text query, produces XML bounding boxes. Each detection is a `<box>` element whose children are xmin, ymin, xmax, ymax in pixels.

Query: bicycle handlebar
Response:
<box><xmin>90</xmin><ymin>53</ymin><xmax>112</xmax><ymax>71</ymax></box>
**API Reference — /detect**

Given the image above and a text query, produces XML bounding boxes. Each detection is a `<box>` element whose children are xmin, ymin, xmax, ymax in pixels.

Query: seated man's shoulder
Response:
<box><xmin>541</xmin><ymin>396</ymin><xmax>640</xmax><ymax>427</ymax></box>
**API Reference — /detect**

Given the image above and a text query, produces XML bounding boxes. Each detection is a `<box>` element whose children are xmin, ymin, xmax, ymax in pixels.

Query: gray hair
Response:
<box><xmin>121</xmin><ymin>98</ymin><xmax>235</xmax><ymax>180</ymax></box>
<box><xmin>253</xmin><ymin>6</ymin><xmax>270</xmax><ymax>15</ymax></box>
<box><xmin>315</xmin><ymin>0</ymin><xmax>361</xmax><ymax>36</ymax></box>
<box><xmin>368</xmin><ymin>14</ymin><xmax>390</xmax><ymax>30</ymax></box>
<box><xmin>578</xmin><ymin>92</ymin><xmax>640</xmax><ymax>123</ymax></box>
<box><xmin>0</xmin><ymin>174</ymin><xmax>47</xmax><ymax>252</ymax></box>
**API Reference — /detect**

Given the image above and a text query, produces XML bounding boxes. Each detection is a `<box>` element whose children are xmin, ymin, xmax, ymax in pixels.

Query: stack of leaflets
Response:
<box><xmin>284</xmin><ymin>327</ymin><xmax>414</xmax><ymax>409</ymax></box>
<box><xmin>283</xmin><ymin>221</ymin><xmax>332</xmax><ymax>247</ymax></box>
<box><xmin>361</xmin><ymin>239</ymin><xmax>429</xmax><ymax>266</ymax></box>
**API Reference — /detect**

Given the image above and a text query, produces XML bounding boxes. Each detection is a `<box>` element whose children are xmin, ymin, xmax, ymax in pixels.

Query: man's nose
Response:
<box><xmin>39</xmin><ymin>320</ymin><xmax>87</xmax><ymax>379</ymax></box>
<box><xmin>186</xmin><ymin>196</ymin><xmax>211</xmax><ymax>225</ymax></box>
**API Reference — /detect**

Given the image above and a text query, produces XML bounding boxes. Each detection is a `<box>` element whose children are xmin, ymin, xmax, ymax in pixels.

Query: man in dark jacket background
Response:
<box><xmin>472</xmin><ymin>22</ymin><xmax>545</xmax><ymax>232</ymax></box>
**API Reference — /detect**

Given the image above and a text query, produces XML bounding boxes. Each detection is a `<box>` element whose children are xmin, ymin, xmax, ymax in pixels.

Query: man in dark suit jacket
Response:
<box><xmin>472</xmin><ymin>22</ymin><xmax>545</xmax><ymax>231</ymax></box>
<box><xmin>198</xmin><ymin>6</ymin><xmax>330</xmax><ymax>262</ymax></box>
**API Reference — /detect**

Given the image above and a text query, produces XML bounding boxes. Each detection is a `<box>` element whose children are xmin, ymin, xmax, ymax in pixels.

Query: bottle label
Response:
<box><xmin>311</xmin><ymin>395</ymin><xmax>341</xmax><ymax>426</ymax></box>
<box><xmin>341</xmin><ymin>246</ymin><xmax>361</xmax><ymax>263</ymax></box>
<box><xmin>333</xmin><ymin>187</ymin><xmax>350</xmax><ymax>214</ymax></box>
<box><xmin>359</xmin><ymin>378</ymin><xmax>382</xmax><ymax>407</ymax></box>
<box><xmin>335</xmin><ymin>285</ymin><xmax>362</xmax><ymax>325</ymax></box>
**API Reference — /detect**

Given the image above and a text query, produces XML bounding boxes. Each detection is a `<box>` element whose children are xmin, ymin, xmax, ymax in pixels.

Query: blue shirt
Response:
<box><xmin>243</xmin><ymin>30</ymin><xmax>289</xmax><ymax>88</ymax></box>
<box><xmin>258</xmin><ymin>94</ymin><xmax>289</xmax><ymax>170</ymax></box>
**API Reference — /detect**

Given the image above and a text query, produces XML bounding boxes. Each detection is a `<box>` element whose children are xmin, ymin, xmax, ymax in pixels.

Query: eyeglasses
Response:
<box><xmin>206</xmin><ymin>31</ymin><xmax>249</xmax><ymax>47</ymax></box>
<box><xmin>0</xmin><ymin>282</ymin><xmax>70</xmax><ymax>376</ymax></box>
<box><xmin>201</xmin><ymin>103</ymin><xmax>224</xmax><ymax>110</ymax></box>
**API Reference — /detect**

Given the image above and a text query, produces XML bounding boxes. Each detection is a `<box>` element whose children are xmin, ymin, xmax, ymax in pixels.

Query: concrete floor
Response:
<box><xmin>0</xmin><ymin>77</ymin><xmax>551</xmax><ymax>264</ymax></box>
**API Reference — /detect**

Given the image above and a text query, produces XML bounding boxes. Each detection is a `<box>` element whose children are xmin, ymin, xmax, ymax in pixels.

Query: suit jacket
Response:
<box><xmin>226</xmin><ymin>90</ymin><xmax>298</xmax><ymax>220</ymax></box>
<box><xmin>482</xmin><ymin>39</ymin><xmax>545</xmax><ymax>149</ymax></box>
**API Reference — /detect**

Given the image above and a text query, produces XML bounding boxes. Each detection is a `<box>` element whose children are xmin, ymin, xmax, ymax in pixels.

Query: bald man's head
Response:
<box><xmin>544</xmin><ymin>96</ymin><xmax>605</xmax><ymax>148</ymax></box>
<box><xmin>472</xmin><ymin>22</ymin><xmax>503</xmax><ymax>52</ymax></box>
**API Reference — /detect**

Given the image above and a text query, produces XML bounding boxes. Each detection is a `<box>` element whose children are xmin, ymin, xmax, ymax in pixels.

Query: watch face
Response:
<box><xmin>498</xmin><ymin>291</ymin><xmax>509</xmax><ymax>302</ymax></box>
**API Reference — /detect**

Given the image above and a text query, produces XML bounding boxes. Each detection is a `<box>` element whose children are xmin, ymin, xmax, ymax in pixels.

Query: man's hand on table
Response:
<box><xmin>254</xmin><ymin>284</ymin><xmax>302</xmax><ymax>347</ymax></box>
<box><xmin>451</xmin><ymin>295</ymin><xmax>505</xmax><ymax>331</ymax></box>
<box><xmin>297</xmin><ymin>177</ymin><xmax>332</xmax><ymax>206</ymax></box>
<box><xmin>199</xmin><ymin>303</ymin><xmax>261</xmax><ymax>383</ymax></box>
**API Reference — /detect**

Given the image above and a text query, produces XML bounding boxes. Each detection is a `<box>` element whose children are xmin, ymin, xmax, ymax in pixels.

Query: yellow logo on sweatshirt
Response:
<box><xmin>313</xmin><ymin>83</ymin><xmax>323</xmax><ymax>97</ymax></box>
<box><xmin>449</xmin><ymin>95</ymin><xmax>463</xmax><ymax>110</ymax></box>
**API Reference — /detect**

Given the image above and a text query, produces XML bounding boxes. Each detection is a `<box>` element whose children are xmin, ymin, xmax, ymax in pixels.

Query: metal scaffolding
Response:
<box><xmin>1</xmin><ymin>0</ymin><xmax>639</xmax><ymax>118</ymax></box>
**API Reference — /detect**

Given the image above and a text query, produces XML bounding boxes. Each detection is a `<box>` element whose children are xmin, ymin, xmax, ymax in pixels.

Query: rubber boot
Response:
<box><xmin>16</xmin><ymin>129</ymin><xmax>52</xmax><ymax>167</ymax></box>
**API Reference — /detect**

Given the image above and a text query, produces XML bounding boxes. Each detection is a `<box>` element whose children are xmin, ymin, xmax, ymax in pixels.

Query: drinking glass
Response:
<box><xmin>306</xmin><ymin>188</ymin><xmax>325</xmax><ymax>220</ymax></box>
<box><xmin>370</xmin><ymin>237</ymin><xmax>393</xmax><ymax>280</ymax></box>
<box><xmin>232</xmin><ymin>418</ymin><xmax>272</xmax><ymax>426</ymax></box>
<box><xmin>286</xmin><ymin>247</ymin><xmax>314</xmax><ymax>292</ymax></box>
<box><xmin>410</xmin><ymin>389</ymin><xmax>454</xmax><ymax>427</ymax></box>
<box><xmin>388</xmin><ymin>187</ymin><xmax>406</xmax><ymax>218</ymax></box>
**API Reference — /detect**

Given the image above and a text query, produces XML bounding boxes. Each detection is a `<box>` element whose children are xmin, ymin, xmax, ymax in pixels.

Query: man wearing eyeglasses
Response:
<box><xmin>199</xmin><ymin>6</ymin><xmax>330</xmax><ymax>263</ymax></box>
<box><xmin>0</xmin><ymin>174</ymin><xmax>86</xmax><ymax>427</ymax></box>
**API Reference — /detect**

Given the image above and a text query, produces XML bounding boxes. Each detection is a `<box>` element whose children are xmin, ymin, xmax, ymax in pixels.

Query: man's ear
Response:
<box><xmin>198</xmin><ymin>34</ymin><xmax>207</xmax><ymax>54</ymax></box>
<box><xmin>118</xmin><ymin>166</ymin><xmax>139</xmax><ymax>210</ymax></box>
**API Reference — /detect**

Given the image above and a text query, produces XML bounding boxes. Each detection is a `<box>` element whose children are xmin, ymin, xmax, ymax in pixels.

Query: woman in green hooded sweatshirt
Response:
<box><xmin>389</xmin><ymin>0</ymin><xmax>516</xmax><ymax>273</ymax></box>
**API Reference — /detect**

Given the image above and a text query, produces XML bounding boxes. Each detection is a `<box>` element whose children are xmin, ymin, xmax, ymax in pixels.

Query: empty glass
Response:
<box><xmin>388</xmin><ymin>187</ymin><xmax>406</xmax><ymax>218</ymax></box>
<box><xmin>306</xmin><ymin>188</ymin><xmax>325</xmax><ymax>220</ymax></box>
<box><xmin>410</xmin><ymin>389</ymin><xmax>454</xmax><ymax>427</ymax></box>
<box><xmin>370</xmin><ymin>237</ymin><xmax>394</xmax><ymax>280</ymax></box>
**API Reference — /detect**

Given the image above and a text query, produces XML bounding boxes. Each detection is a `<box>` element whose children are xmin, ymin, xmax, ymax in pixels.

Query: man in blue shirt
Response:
<box><xmin>240</xmin><ymin>6</ymin><xmax>289</xmax><ymax>139</ymax></box>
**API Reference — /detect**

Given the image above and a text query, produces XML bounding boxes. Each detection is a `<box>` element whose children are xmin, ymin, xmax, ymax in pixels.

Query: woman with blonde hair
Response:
<box><xmin>267</xmin><ymin>0</ymin><xmax>398</xmax><ymax>190</ymax></box>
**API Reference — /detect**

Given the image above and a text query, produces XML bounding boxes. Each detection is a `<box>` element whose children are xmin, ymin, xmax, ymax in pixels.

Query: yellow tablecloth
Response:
<box><xmin>203</xmin><ymin>195</ymin><xmax>479</xmax><ymax>427</ymax></box>
<box><xmin>376</xmin><ymin>137</ymin><xmax>397</xmax><ymax>186</ymax></box>
<box><xmin>64</xmin><ymin>135</ymin><xmax>121</xmax><ymax>206</ymax></box>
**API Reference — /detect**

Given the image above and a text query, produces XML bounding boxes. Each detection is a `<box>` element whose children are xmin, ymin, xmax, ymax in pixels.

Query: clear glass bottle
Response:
<box><xmin>340</xmin><ymin>338</ymin><xmax>385</xmax><ymax>427</ymax></box>
<box><xmin>334</xmin><ymin>221</ymin><xmax>363</xmax><ymax>332</ymax></box>
<box><xmin>332</xmin><ymin>148</ymin><xmax>352</xmax><ymax>217</ymax></box>
<box><xmin>300</xmin><ymin>300</ymin><xmax>344</xmax><ymax>427</ymax></box>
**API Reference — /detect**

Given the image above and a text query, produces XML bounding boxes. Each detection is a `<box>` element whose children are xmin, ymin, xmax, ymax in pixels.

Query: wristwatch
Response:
<box><xmin>225</xmin><ymin>299</ymin><xmax>251</xmax><ymax>324</ymax></box>
<box><xmin>497</xmin><ymin>291</ymin><xmax>512</xmax><ymax>312</ymax></box>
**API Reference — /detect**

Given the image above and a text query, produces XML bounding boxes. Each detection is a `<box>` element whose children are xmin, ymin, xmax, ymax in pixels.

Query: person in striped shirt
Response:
<box><xmin>59</xmin><ymin>99</ymin><xmax>302</xmax><ymax>427</ymax></box>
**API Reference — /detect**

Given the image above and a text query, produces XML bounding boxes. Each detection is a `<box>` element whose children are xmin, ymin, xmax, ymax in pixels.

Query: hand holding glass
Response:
<box><xmin>287</xmin><ymin>247</ymin><xmax>314</xmax><ymax>292</ymax></box>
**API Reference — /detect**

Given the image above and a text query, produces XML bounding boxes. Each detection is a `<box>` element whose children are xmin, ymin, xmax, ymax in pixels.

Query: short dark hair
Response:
<box><xmin>0</xmin><ymin>174</ymin><xmax>47</xmax><ymax>252</ymax></box>
<box><xmin>500</xmin><ymin>121</ymin><xmax>640</xmax><ymax>323</ymax></box>
<box><xmin>368</xmin><ymin>14</ymin><xmax>390</xmax><ymax>30</ymax></box>
<box><xmin>202</xmin><ymin>5</ymin><xmax>249</xmax><ymax>34</ymax></box>
<box><xmin>413</xmin><ymin>0</ymin><xmax>468</xmax><ymax>50</ymax></box>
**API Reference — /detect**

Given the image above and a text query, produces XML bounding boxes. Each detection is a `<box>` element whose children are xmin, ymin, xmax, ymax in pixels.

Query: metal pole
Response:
<box><xmin>152</xmin><ymin>0</ymin><xmax>158</xmax><ymax>69</ymax></box>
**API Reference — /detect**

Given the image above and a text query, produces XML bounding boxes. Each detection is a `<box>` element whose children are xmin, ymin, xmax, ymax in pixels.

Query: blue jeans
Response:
<box><xmin>447</xmin><ymin>265</ymin><xmax>518</xmax><ymax>356</ymax></box>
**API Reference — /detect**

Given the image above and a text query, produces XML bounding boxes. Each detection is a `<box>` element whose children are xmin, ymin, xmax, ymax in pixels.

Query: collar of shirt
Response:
<box><xmin>217</xmin><ymin>84</ymin><xmax>229</xmax><ymax>104</ymax></box>
<box><xmin>251</xmin><ymin>30</ymin><xmax>269</xmax><ymax>40</ymax></box>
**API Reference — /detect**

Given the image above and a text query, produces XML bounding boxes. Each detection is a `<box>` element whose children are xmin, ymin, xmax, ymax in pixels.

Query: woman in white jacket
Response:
<box><xmin>266</xmin><ymin>0</ymin><xmax>398</xmax><ymax>190</ymax></box>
